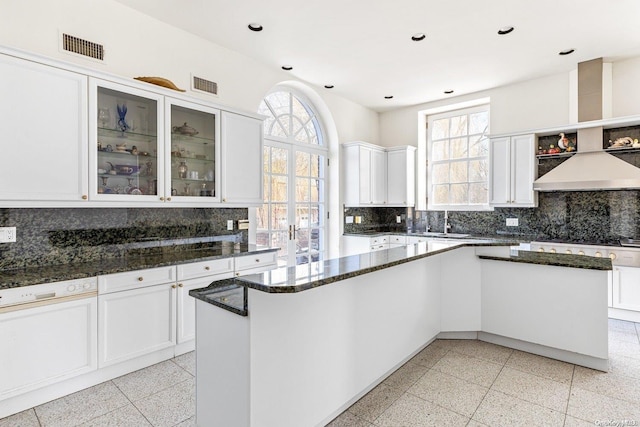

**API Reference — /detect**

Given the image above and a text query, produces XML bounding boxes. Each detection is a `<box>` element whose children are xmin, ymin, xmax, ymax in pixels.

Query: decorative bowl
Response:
<box><xmin>115</xmin><ymin>165</ymin><xmax>141</xmax><ymax>175</ymax></box>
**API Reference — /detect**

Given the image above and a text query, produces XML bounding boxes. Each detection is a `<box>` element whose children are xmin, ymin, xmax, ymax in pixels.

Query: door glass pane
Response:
<box><xmin>271</xmin><ymin>176</ymin><xmax>288</xmax><ymax>202</ymax></box>
<box><xmin>310</xmin><ymin>154</ymin><xmax>321</xmax><ymax>177</ymax></box>
<box><xmin>96</xmin><ymin>86</ymin><xmax>158</xmax><ymax>196</ymax></box>
<box><xmin>169</xmin><ymin>104</ymin><xmax>217</xmax><ymax>198</ymax></box>
<box><xmin>450</xmin><ymin>115</ymin><xmax>468</xmax><ymax>137</ymax></box>
<box><xmin>271</xmin><ymin>148</ymin><xmax>288</xmax><ymax>174</ymax></box>
<box><xmin>296</xmin><ymin>151</ymin><xmax>310</xmax><ymax>176</ymax></box>
<box><xmin>469</xmin><ymin>112</ymin><xmax>488</xmax><ymax>135</ymax></box>
<box><xmin>257</xmin><ymin>205</ymin><xmax>268</xmax><ymax>229</ymax></box>
<box><xmin>450</xmin><ymin>138</ymin><xmax>468</xmax><ymax>159</ymax></box>
<box><xmin>431</xmin><ymin>118</ymin><xmax>449</xmax><ymax>140</ymax></box>
<box><xmin>432</xmin><ymin>140</ymin><xmax>449</xmax><ymax>161</ymax></box>
<box><xmin>296</xmin><ymin>178</ymin><xmax>309</xmax><ymax>202</ymax></box>
<box><xmin>310</xmin><ymin>179</ymin><xmax>322</xmax><ymax>202</ymax></box>
<box><xmin>296</xmin><ymin>205</ymin><xmax>309</xmax><ymax>228</ymax></box>
<box><xmin>295</xmin><ymin>229</ymin><xmax>309</xmax><ymax>254</ymax></box>
<box><xmin>270</xmin><ymin>204</ymin><xmax>288</xmax><ymax>230</ymax></box>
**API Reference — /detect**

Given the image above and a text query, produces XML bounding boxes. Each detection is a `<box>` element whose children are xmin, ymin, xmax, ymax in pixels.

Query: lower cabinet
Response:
<box><xmin>234</xmin><ymin>251</ymin><xmax>278</xmax><ymax>276</ymax></box>
<box><xmin>0</xmin><ymin>296</ymin><xmax>97</xmax><ymax>400</ymax></box>
<box><xmin>98</xmin><ymin>282</ymin><xmax>177</xmax><ymax>368</ymax></box>
<box><xmin>611</xmin><ymin>266</ymin><xmax>640</xmax><ymax>312</ymax></box>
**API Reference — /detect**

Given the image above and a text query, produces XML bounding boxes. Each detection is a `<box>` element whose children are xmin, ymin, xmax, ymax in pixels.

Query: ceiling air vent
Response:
<box><xmin>62</xmin><ymin>33</ymin><xmax>104</xmax><ymax>61</ymax></box>
<box><xmin>192</xmin><ymin>75</ymin><xmax>218</xmax><ymax>96</ymax></box>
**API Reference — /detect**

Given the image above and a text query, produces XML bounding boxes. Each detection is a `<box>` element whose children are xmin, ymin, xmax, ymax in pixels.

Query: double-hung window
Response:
<box><xmin>427</xmin><ymin>105</ymin><xmax>490</xmax><ymax>210</ymax></box>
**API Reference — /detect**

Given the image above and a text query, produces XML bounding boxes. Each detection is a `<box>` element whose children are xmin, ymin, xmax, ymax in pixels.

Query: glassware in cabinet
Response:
<box><xmin>90</xmin><ymin>79</ymin><xmax>165</xmax><ymax>200</ymax></box>
<box><xmin>166</xmin><ymin>100</ymin><xmax>220</xmax><ymax>200</ymax></box>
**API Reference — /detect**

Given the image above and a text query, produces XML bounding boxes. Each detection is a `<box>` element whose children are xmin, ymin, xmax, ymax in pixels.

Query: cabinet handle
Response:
<box><xmin>236</xmin><ymin>272</ymin><xmax>240</xmax><ymax>276</ymax></box>
<box><xmin>82</xmin><ymin>195</ymin><xmax>88</xmax><ymax>200</ymax></box>
<box><xmin>178</xmin><ymin>283</ymin><xmax>184</xmax><ymax>288</ymax></box>
<box><xmin>172</xmin><ymin>284</ymin><xmax>177</xmax><ymax>289</ymax></box>
<box><xmin>137</xmin><ymin>277</ymin><xmax>144</xmax><ymax>282</ymax></box>
<box><xmin>205</xmin><ymin>266</ymin><xmax>210</xmax><ymax>271</ymax></box>
<box><xmin>160</xmin><ymin>197</ymin><xmax>165</xmax><ymax>201</ymax></box>
<box><xmin>223</xmin><ymin>198</ymin><xmax>227</xmax><ymax>202</ymax></box>
<box><xmin>167</xmin><ymin>197</ymin><xmax>172</xmax><ymax>201</ymax></box>
<box><xmin>255</xmin><ymin>259</ymin><xmax>260</xmax><ymax>263</ymax></box>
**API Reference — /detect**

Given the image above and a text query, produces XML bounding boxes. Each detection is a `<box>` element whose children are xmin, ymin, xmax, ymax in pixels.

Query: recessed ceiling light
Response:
<box><xmin>444</xmin><ymin>90</ymin><xmax>454</xmax><ymax>94</ymax></box>
<box><xmin>559</xmin><ymin>48</ymin><xmax>575</xmax><ymax>56</ymax></box>
<box><xmin>248</xmin><ymin>23</ymin><xmax>263</xmax><ymax>32</ymax></box>
<box><xmin>281</xmin><ymin>65</ymin><xmax>293</xmax><ymax>71</ymax></box>
<box><xmin>324</xmin><ymin>85</ymin><xmax>334</xmax><ymax>89</ymax></box>
<box><xmin>384</xmin><ymin>95</ymin><xmax>394</xmax><ymax>99</ymax></box>
<box><xmin>411</xmin><ymin>33</ymin><xmax>426</xmax><ymax>41</ymax></box>
<box><xmin>497</xmin><ymin>26</ymin><xmax>514</xmax><ymax>35</ymax></box>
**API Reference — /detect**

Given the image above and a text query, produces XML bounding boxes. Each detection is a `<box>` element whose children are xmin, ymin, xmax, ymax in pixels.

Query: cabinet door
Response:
<box><xmin>89</xmin><ymin>78</ymin><xmax>165</xmax><ymax>202</ymax></box>
<box><xmin>387</xmin><ymin>148</ymin><xmax>415</xmax><ymax>206</ymax></box>
<box><xmin>0</xmin><ymin>54</ymin><xmax>88</xmax><ymax>202</ymax></box>
<box><xmin>177</xmin><ymin>273</ymin><xmax>233</xmax><ymax>345</ymax></box>
<box><xmin>489</xmin><ymin>137</ymin><xmax>511</xmax><ymax>205</ymax></box>
<box><xmin>511</xmin><ymin>134</ymin><xmax>537</xmax><ymax>206</ymax></box>
<box><xmin>166</xmin><ymin>98</ymin><xmax>221</xmax><ymax>202</ymax></box>
<box><xmin>98</xmin><ymin>284</ymin><xmax>176</xmax><ymax>367</ymax></box>
<box><xmin>370</xmin><ymin>148</ymin><xmax>387</xmax><ymax>204</ymax></box>
<box><xmin>220</xmin><ymin>112</ymin><xmax>264</xmax><ymax>205</ymax></box>
<box><xmin>358</xmin><ymin>147</ymin><xmax>372</xmax><ymax>204</ymax></box>
<box><xmin>0</xmin><ymin>297</ymin><xmax>97</xmax><ymax>399</ymax></box>
<box><xmin>612</xmin><ymin>266</ymin><xmax>640</xmax><ymax>312</ymax></box>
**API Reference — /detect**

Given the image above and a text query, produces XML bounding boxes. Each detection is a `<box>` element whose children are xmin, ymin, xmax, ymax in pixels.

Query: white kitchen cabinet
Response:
<box><xmin>98</xmin><ymin>268</ymin><xmax>177</xmax><ymax>368</ymax></box>
<box><xmin>89</xmin><ymin>78</ymin><xmax>165</xmax><ymax>202</ymax></box>
<box><xmin>343</xmin><ymin>142</ymin><xmax>387</xmax><ymax>206</ymax></box>
<box><xmin>234</xmin><ymin>251</ymin><xmax>278</xmax><ymax>276</ymax></box>
<box><xmin>386</xmin><ymin>146</ymin><xmax>416</xmax><ymax>206</ymax></box>
<box><xmin>612</xmin><ymin>266</ymin><xmax>640</xmax><ymax>312</ymax></box>
<box><xmin>0</xmin><ymin>296</ymin><xmax>97</xmax><ymax>400</ymax></box>
<box><xmin>489</xmin><ymin>134</ymin><xmax>537</xmax><ymax>207</ymax></box>
<box><xmin>0</xmin><ymin>53</ymin><xmax>88</xmax><ymax>203</ymax></box>
<box><xmin>176</xmin><ymin>259</ymin><xmax>235</xmax><ymax>354</ymax></box>
<box><xmin>220</xmin><ymin>111</ymin><xmax>264</xmax><ymax>205</ymax></box>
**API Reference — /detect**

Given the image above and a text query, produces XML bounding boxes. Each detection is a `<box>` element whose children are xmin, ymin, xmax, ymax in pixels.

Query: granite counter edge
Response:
<box><xmin>477</xmin><ymin>254</ymin><xmax>613</xmax><ymax>270</ymax></box>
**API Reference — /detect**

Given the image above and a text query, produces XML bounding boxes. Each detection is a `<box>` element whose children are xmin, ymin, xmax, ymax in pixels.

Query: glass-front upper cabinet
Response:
<box><xmin>166</xmin><ymin>98</ymin><xmax>220</xmax><ymax>202</ymax></box>
<box><xmin>89</xmin><ymin>78</ymin><xmax>165</xmax><ymax>201</ymax></box>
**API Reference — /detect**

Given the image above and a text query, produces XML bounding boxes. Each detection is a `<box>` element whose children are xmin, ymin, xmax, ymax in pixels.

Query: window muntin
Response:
<box><xmin>428</xmin><ymin>106</ymin><xmax>489</xmax><ymax>210</ymax></box>
<box><xmin>258</xmin><ymin>91</ymin><xmax>323</xmax><ymax>145</ymax></box>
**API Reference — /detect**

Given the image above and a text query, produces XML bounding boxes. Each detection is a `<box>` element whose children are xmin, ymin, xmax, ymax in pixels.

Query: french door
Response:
<box><xmin>257</xmin><ymin>140</ymin><xmax>327</xmax><ymax>266</ymax></box>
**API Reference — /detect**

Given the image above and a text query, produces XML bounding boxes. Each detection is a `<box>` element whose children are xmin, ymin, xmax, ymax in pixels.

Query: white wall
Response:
<box><xmin>379</xmin><ymin>59</ymin><xmax>640</xmax><ymax>147</ymax></box>
<box><xmin>613</xmin><ymin>56</ymin><xmax>640</xmax><ymax>118</ymax></box>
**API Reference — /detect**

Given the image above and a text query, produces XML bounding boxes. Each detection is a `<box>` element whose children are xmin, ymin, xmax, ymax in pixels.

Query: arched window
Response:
<box><xmin>257</xmin><ymin>90</ymin><xmax>328</xmax><ymax>266</ymax></box>
<box><xmin>258</xmin><ymin>91</ymin><xmax>323</xmax><ymax>145</ymax></box>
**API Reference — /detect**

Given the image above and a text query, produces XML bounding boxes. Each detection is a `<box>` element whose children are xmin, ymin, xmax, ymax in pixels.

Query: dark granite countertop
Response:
<box><xmin>478</xmin><ymin>250</ymin><xmax>613</xmax><ymax>270</ymax></box>
<box><xmin>0</xmin><ymin>242</ymin><xmax>278</xmax><ymax>289</ymax></box>
<box><xmin>189</xmin><ymin>279</ymin><xmax>247</xmax><ymax>316</ymax></box>
<box><xmin>233</xmin><ymin>239</ymin><xmax>512</xmax><ymax>294</ymax></box>
<box><xmin>342</xmin><ymin>231</ymin><xmax>531</xmax><ymax>244</ymax></box>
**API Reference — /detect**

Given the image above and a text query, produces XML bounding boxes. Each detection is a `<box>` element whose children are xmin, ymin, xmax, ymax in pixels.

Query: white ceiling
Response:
<box><xmin>115</xmin><ymin>0</ymin><xmax>640</xmax><ymax>112</ymax></box>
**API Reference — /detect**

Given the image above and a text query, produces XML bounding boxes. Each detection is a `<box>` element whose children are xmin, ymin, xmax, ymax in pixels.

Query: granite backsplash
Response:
<box><xmin>0</xmin><ymin>208</ymin><xmax>248</xmax><ymax>270</ymax></box>
<box><xmin>346</xmin><ymin>190</ymin><xmax>640</xmax><ymax>245</ymax></box>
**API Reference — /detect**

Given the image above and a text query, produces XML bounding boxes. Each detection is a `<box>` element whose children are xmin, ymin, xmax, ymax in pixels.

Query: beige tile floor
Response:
<box><xmin>1</xmin><ymin>319</ymin><xmax>639</xmax><ymax>427</ymax></box>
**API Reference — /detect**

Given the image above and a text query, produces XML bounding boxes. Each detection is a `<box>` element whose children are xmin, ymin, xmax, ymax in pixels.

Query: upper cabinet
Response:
<box><xmin>220</xmin><ymin>112</ymin><xmax>263</xmax><ymax>205</ymax></box>
<box><xmin>386</xmin><ymin>146</ymin><xmax>416</xmax><ymax>206</ymax></box>
<box><xmin>343</xmin><ymin>142</ymin><xmax>415</xmax><ymax>207</ymax></box>
<box><xmin>343</xmin><ymin>142</ymin><xmax>386</xmax><ymax>206</ymax></box>
<box><xmin>0</xmin><ymin>48</ymin><xmax>263</xmax><ymax>207</ymax></box>
<box><xmin>0</xmin><ymin>54</ymin><xmax>88</xmax><ymax>202</ymax></box>
<box><xmin>489</xmin><ymin>134</ymin><xmax>537</xmax><ymax>207</ymax></box>
<box><xmin>89</xmin><ymin>79</ymin><xmax>165</xmax><ymax>202</ymax></box>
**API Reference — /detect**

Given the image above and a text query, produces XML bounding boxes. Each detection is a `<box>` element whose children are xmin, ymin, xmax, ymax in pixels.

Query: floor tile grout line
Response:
<box><xmin>32</xmin><ymin>407</ymin><xmax>43</xmax><ymax>427</ymax></box>
<box><xmin>467</xmin><ymin>347</ymin><xmax>512</xmax><ymax>423</ymax></box>
<box><xmin>128</xmin><ymin>377</ymin><xmax>195</xmax><ymax>427</ymax></box>
<box><xmin>110</xmin><ymin>379</ymin><xmax>155</xmax><ymax>427</ymax></box>
<box><xmin>169</xmin><ymin>355</ymin><xmax>195</xmax><ymax>378</ymax></box>
<box><xmin>561</xmin><ymin>364</ymin><xmax>577</xmax><ymax>426</ymax></box>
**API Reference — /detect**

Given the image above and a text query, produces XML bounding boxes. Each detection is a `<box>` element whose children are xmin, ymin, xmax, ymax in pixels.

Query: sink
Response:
<box><xmin>422</xmin><ymin>232</ymin><xmax>470</xmax><ymax>238</ymax></box>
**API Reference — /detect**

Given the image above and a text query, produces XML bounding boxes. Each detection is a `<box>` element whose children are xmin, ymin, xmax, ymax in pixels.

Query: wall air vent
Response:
<box><xmin>62</xmin><ymin>33</ymin><xmax>104</xmax><ymax>61</ymax></box>
<box><xmin>192</xmin><ymin>75</ymin><xmax>218</xmax><ymax>96</ymax></box>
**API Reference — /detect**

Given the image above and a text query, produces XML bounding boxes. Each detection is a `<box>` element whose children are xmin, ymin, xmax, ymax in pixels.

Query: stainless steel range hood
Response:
<box><xmin>533</xmin><ymin>58</ymin><xmax>640</xmax><ymax>192</ymax></box>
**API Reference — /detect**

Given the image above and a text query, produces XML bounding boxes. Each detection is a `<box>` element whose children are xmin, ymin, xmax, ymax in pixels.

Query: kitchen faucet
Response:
<box><xmin>444</xmin><ymin>210</ymin><xmax>451</xmax><ymax>234</ymax></box>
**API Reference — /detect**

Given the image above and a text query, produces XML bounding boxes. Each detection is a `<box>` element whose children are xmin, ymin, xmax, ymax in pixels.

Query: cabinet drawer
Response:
<box><xmin>177</xmin><ymin>258</ymin><xmax>234</xmax><ymax>281</ymax></box>
<box><xmin>370</xmin><ymin>244</ymin><xmax>388</xmax><ymax>251</ymax></box>
<box><xmin>98</xmin><ymin>266</ymin><xmax>176</xmax><ymax>294</ymax></box>
<box><xmin>234</xmin><ymin>251</ymin><xmax>277</xmax><ymax>272</ymax></box>
<box><xmin>370</xmin><ymin>236</ymin><xmax>388</xmax><ymax>245</ymax></box>
<box><xmin>389</xmin><ymin>235</ymin><xmax>407</xmax><ymax>244</ymax></box>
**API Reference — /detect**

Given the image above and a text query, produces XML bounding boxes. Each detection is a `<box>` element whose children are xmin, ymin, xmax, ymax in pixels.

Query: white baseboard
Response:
<box><xmin>437</xmin><ymin>331</ymin><xmax>478</xmax><ymax>339</ymax></box>
<box><xmin>609</xmin><ymin>308</ymin><xmax>640</xmax><ymax>323</ymax></box>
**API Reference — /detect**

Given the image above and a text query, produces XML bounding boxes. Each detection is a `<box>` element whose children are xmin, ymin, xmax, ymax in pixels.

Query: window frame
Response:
<box><xmin>427</xmin><ymin>104</ymin><xmax>492</xmax><ymax>211</ymax></box>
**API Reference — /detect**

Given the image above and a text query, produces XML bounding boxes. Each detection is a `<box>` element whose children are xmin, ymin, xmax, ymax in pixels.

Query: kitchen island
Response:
<box><xmin>190</xmin><ymin>240</ymin><xmax>611</xmax><ymax>427</ymax></box>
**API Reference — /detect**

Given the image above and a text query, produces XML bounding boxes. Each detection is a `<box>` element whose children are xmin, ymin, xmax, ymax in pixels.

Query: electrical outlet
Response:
<box><xmin>227</xmin><ymin>220</ymin><xmax>234</xmax><ymax>231</ymax></box>
<box><xmin>396</xmin><ymin>216</ymin><xmax>402</xmax><ymax>223</ymax></box>
<box><xmin>355</xmin><ymin>216</ymin><xmax>362</xmax><ymax>224</ymax></box>
<box><xmin>0</xmin><ymin>227</ymin><xmax>16</xmax><ymax>243</ymax></box>
<box><xmin>506</xmin><ymin>218</ymin><xmax>519</xmax><ymax>227</ymax></box>
<box><xmin>345</xmin><ymin>216</ymin><xmax>354</xmax><ymax>224</ymax></box>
